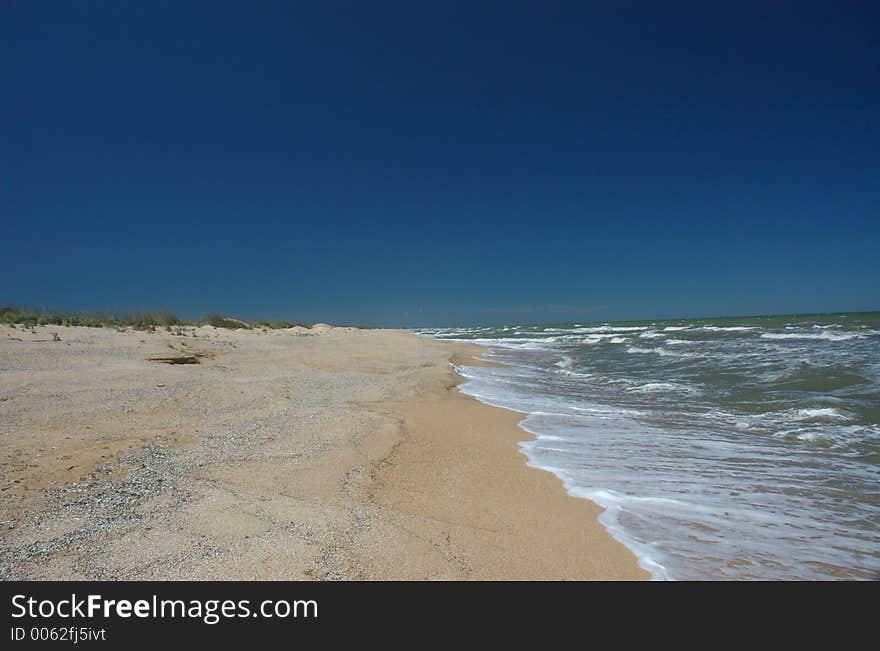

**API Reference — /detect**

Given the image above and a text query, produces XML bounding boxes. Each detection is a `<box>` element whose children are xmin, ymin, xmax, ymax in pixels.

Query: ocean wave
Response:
<box><xmin>556</xmin><ymin>368</ymin><xmax>594</xmax><ymax>379</ymax></box>
<box><xmin>783</xmin><ymin>407</ymin><xmax>853</xmax><ymax>423</ymax></box>
<box><xmin>573</xmin><ymin>326</ymin><xmax>649</xmax><ymax>334</ymax></box>
<box><xmin>543</xmin><ymin>333</ymin><xmax>631</xmax><ymax>346</ymax></box>
<box><xmin>700</xmin><ymin>326</ymin><xmax>759</xmax><ymax>332</ymax></box>
<box><xmin>533</xmin><ymin>434</ymin><xmax>567</xmax><ymax>442</ymax></box>
<box><xmin>529</xmin><ymin>410</ymin><xmax>587</xmax><ymax>419</ymax></box>
<box><xmin>794</xmin><ymin>431</ymin><xmax>834</xmax><ymax>446</ymax></box>
<box><xmin>625</xmin><ymin>382</ymin><xmax>700</xmax><ymax>395</ymax></box>
<box><xmin>456</xmin><ymin>337</ymin><xmax>560</xmax><ymax>349</ymax></box>
<box><xmin>626</xmin><ymin>346</ymin><xmax>696</xmax><ymax>358</ymax></box>
<box><xmin>761</xmin><ymin>331</ymin><xmax>864</xmax><ymax>341</ymax></box>
<box><xmin>554</xmin><ymin>356</ymin><xmax>575</xmax><ymax>369</ymax></box>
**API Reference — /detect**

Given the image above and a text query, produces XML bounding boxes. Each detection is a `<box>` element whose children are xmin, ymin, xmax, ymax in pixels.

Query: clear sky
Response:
<box><xmin>2</xmin><ymin>2</ymin><xmax>878</xmax><ymax>326</ymax></box>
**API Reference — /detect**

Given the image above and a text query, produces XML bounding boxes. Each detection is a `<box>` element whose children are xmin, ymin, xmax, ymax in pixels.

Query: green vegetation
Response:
<box><xmin>0</xmin><ymin>306</ymin><xmax>181</xmax><ymax>330</ymax></box>
<box><xmin>251</xmin><ymin>320</ymin><xmax>312</xmax><ymax>330</ymax></box>
<box><xmin>0</xmin><ymin>306</ymin><xmax>328</xmax><ymax>331</ymax></box>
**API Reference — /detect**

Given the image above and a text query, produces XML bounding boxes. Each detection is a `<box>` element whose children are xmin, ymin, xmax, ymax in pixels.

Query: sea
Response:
<box><xmin>414</xmin><ymin>312</ymin><xmax>880</xmax><ymax>580</ymax></box>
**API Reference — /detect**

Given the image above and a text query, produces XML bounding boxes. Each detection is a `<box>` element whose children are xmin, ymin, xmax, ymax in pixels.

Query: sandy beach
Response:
<box><xmin>0</xmin><ymin>324</ymin><xmax>646</xmax><ymax>580</ymax></box>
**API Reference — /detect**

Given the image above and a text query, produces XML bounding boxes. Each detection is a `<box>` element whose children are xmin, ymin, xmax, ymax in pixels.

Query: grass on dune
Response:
<box><xmin>0</xmin><ymin>306</ymin><xmax>328</xmax><ymax>331</ymax></box>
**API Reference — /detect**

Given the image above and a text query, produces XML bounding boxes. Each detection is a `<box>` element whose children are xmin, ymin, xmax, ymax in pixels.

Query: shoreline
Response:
<box><xmin>0</xmin><ymin>324</ymin><xmax>646</xmax><ymax>580</ymax></box>
<box><xmin>370</xmin><ymin>337</ymin><xmax>647</xmax><ymax>579</ymax></box>
<box><xmin>444</xmin><ymin>341</ymin><xmax>659</xmax><ymax>579</ymax></box>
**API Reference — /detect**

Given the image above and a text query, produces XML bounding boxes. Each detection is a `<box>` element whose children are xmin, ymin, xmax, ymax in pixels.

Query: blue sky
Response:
<box><xmin>2</xmin><ymin>2</ymin><xmax>878</xmax><ymax>326</ymax></box>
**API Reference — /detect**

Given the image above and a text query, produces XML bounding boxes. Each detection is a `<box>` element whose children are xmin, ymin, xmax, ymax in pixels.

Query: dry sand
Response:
<box><xmin>0</xmin><ymin>324</ymin><xmax>646</xmax><ymax>580</ymax></box>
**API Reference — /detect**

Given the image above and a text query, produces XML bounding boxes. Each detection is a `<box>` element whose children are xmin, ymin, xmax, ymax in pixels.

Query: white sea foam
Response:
<box><xmin>626</xmin><ymin>346</ymin><xmax>695</xmax><ymax>358</ymax></box>
<box><xmin>795</xmin><ymin>432</ymin><xmax>832</xmax><ymax>445</ymax></box>
<box><xmin>784</xmin><ymin>407</ymin><xmax>852</xmax><ymax>423</ymax></box>
<box><xmin>700</xmin><ymin>326</ymin><xmax>759</xmax><ymax>332</ymax></box>
<box><xmin>761</xmin><ymin>331</ymin><xmax>863</xmax><ymax>341</ymax></box>
<box><xmin>534</xmin><ymin>434</ymin><xmax>567</xmax><ymax>442</ymax></box>
<box><xmin>554</xmin><ymin>356</ymin><xmax>575</xmax><ymax>369</ymax></box>
<box><xmin>570</xmin><ymin>333</ymin><xmax>629</xmax><ymax>345</ymax></box>
<box><xmin>626</xmin><ymin>382</ymin><xmax>699</xmax><ymax>395</ymax></box>
<box><xmin>454</xmin><ymin>337</ymin><xmax>560</xmax><ymax>350</ymax></box>
<box><xmin>556</xmin><ymin>368</ymin><xmax>593</xmax><ymax>379</ymax></box>
<box><xmin>572</xmin><ymin>326</ymin><xmax>648</xmax><ymax>334</ymax></box>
